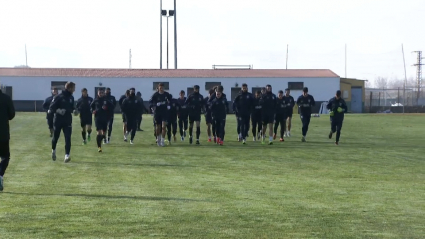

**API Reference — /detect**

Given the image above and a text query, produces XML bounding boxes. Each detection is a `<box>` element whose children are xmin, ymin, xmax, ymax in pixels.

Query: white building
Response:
<box><xmin>0</xmin><ymin>68</ymin><xmax>342</xmax><ymax>112</ymax></box>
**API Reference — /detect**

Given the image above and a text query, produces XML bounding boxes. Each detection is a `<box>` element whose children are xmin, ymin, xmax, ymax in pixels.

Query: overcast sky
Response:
<box><xmin>0</xmin><ymin>0</ymin><xmax>423</xmax><ymax>84</ymax></box>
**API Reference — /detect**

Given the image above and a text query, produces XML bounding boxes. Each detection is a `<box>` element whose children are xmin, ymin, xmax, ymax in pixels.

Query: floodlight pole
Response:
<box><xmin>160</xmin><ymin>0</ymin><xmax>163</xmax><ymax>69</ymax></box>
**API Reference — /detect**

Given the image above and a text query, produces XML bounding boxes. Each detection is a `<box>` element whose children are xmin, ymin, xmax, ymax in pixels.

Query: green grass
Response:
<box><xmin>1</xmin><ymin>113</ymin><xmax>424</xmax><ymax>238</ymax></box>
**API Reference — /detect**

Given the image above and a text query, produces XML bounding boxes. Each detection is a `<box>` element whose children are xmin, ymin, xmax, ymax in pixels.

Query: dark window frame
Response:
<box><xmin>153</xmin><ymin>82</ymin><xmax>170</xmax><ymax>91</ymax></box>
<box><xmin>205</xmin><ymin>82</ymin><xmax>221</xmax><ymax>91</ymax></box>
<box><xmin>288</xmin><ymin>82</ymin><xmax>304</xmax><ymax>90</ymax></box>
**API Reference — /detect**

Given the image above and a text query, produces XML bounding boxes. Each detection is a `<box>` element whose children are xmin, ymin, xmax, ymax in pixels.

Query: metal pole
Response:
<box><xmin>345</xmin><ymin>44</ymin><xmax>347</xmax><ymax>78</ymax></box>
<box><xmin>167</xmin><ymin>17</ymin><xmax>169</xmax><ymax>70</ymax></box>
<box><xmin>174</xmin><ymin>0</ymin><xmax>177</xmax><ymax>69</ymax></box>
<box><xmin>286</xmin><ymin>44</ymin><xmax>288</xmax><ymax>69</ymax></box>
<box><xmin>402</xmin><ymin>44</ymin><xmax>407</xmax><ymax>112</ymax></box>
<box><xmin>25</xmin><ymin>44</ymin><xmax>28</xmax><ymax>66</ymax></box>
<box><xmin>160</xmin><ymin>0</ymin><xmax>163</xmax><ymax>69</ymax></box>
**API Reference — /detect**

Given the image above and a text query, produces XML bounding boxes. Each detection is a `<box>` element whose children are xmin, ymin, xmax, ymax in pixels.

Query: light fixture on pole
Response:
<box><xmin>161</xmin><ymin>10</ymin><xmax>174</xmax><ymax>69</ymax></box>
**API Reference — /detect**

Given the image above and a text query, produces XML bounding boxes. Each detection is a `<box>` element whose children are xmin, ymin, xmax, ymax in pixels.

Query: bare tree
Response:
<box><xmin>388</xmin><ymin>78</ymin><xmax>405</xmax><ymax>89</ymax></box>
<box><xmin>374</xmin><ymin>77</ymin><xmax>388</xmax><ymax>89</ymax></box>
<box><xmin>365</xmin><ymin>79</ymin><xmax>372</xmax><ymax>88</ymax></box>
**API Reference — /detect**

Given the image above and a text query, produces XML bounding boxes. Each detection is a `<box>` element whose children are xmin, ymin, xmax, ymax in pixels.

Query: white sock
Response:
<box><xmin>65</xmin><ymin>154</ymin><xmax>69</xmax><ymax>158</ymax></box>
<box><xmin>269</xmin><ymin>136</ymin><xmax>273</xmax><ymax>141</ymax></box>
<box><xmin>52</xmin><ymin>149</ymin><xmax>55</xmax><ymax>153</ymax></box>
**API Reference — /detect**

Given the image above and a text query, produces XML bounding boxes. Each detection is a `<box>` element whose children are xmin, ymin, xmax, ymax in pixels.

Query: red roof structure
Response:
<box><xmin>0</xmin><ymin>68</ymin><xmax>339</xmax><ymax>78</ymax></box>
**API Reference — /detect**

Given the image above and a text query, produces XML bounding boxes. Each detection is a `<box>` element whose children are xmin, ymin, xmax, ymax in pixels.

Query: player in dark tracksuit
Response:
<box><xmin>204</xmin><ymin>89</ymin><xmax>215</xmax><ymax>142</ymax></box>
<box><xmin>0</xmin><ymin>88</ymin><xmax>15</xmax><ymax>191</ymax></box>
<box><xmin>42</xmin><ymin>88</ymin><xmax>58</xmax><ymax>137</ymax></box>
<box><xmin>296</xmin><ymin>87</ymin><xmax>316</xmax><ymax>142</ymax></box>
<box><xmin>260</xmin><ymin>84</ymin><xmax>277</xmax><ymax>145</ymax></box>
<box><xmin>49</xmin><ymin>82</ymin><xmax>76</xmax><ymax>163</ymax></box>
<box><xmin>76</xmin><ymin>88</ymin><xmax>93</xmax><ymax>145</ymax></box>
<box><xmin>327</xmin><ymin>90</ymin><xmax>348</xmax><ymax>145</ymax></box>
<box><xmin>283</xmin><ymin>88</ymin><xmax>295</xmax><ymax>137</ymax></box>
<box><xmin>274</xmin><ymin>90</ymin><xmax>288</xmax><ymax>142</ymax></box>
<box><xmin>105</xmin><ymin>88</ymin><xmax>117</xmax><ymax>144</ymax></box>
<box><xmin>119</xmin><ymin>90</ymin><xmax>130</xmax><ymax>141</ymax></box>
<box><xmin>121</xmin><ymin>88</ymin><xmax>143</xmax><ymax>144</ymax></box>
<box><xmin>149</xmin><ymin>83</ymin><xmax>172</xmax><ymax>147</ymax></box>
<box><xmin>166</xmin><ymin>96</ymin><xmax>180</xmax><ymax>144</ymax></box>
<box><xmin>90</xmin><ymin>88</ymin><xmax>114</xmax><ymax>152</ymax></box>
<box><xmin>211</xmin><ymin>85</ymin><xmax>229</xmax><ymax>141</ymax></box>
<box><xmin>136</xmin><ymin>92</ymin><xmax>148</xmax><ymax>131</ymax></box>
<box><xmin>233</xmin><ymin>84</ymin><xmax>254</xmax><ymax>144</ymax></box>
<box><xmin>251</xmin><ymin>90</ymin><xmax>262</xmax><ymax>141</ymax></box>
<box><xmin>185</xmin><ymin>85</ymin><xmax>204</xmax><ymax>145</ymax></box>
<box><xmin>177</xmin><ymin>90</ymin><xmax>188</xmax><ymax>141</ymax></box>
<box><xmin>210</xmin><ymin>90</ymin><xmax>228</xmax><ymax>146</ymax></box>
<box><xmin>233</xmin><ymin>90</ymin><xmax>242</xmax><ymax>141</ymax></box>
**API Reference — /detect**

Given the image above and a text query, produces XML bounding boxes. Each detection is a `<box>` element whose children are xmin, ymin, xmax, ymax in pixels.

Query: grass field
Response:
<box><xmin>0</xmin><ymin>113</ymin><xmax>424</xmax><ymax>238</ymax></box>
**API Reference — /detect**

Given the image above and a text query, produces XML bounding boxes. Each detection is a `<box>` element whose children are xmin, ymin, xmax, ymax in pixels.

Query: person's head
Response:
<box><xmin>158</xmin><ymin>83</ymin><xmax>164</xmax><ymax>93</ymax></box>
<box><xmin>179</xmin><ymin>90</ymin><xmax>185</xmax><ymax>99</ymax></box>
<box><xmin>255</xmin><ymin>90</ymin><xmax>261</xmax><ymax>98</ymax></box>
<box><xmin>194</xmin><ymin>85</ymin><xmax>200</xmax><ymax>93</ymax></box>
<box><xmin>241</xmin><ymin>83</ymin><xmax>248</xmax><ymax>93</ymax></box>
<box><xmin>129</xmin><ymin>87</ymin><xmax>136</xmax><ymax>96</ymax></box>
<box><xmin>65</xmin><ymin>82</ymin><xmax>76</xmax><ymax>94</ymax></box>
<box><xmin>302</xmin><ymin>87</ymin><xmax>309</xmax><ymax>97</ymax></box>
<box><xmin>266</xmin><ymin>84</ymin><xmax>272</xmax><ymax>92</ymax></box>
<box><xmin>261</xmin><ymin>87</ymin><xmax>266</xmax><ymax>94</ymax></box>
<box><xmin>125</xmin><ymin>89</ymin><xmax>130</xmax><ymax>97</ymax></box>
<box><xmin>216</xmin><ymin>90</ymin><xmax>222</xmax><ymax>98</ymax></box>
<box><xmin>97</xmin><ymin>88</ymin><xmax>105</xmax><ymax>98</ymax></box>
<box><xmin>217</xmin><ymin>85</ymin><xmax>224</xmax><ymax>92</ymax></box>
<box><xmin>209</xmin><ymin>88</ymin><xmax>215</xmax><ymax>96</ymax></box>
<box><xmin>52</xmin><ymin>88</ymin><xmax>58</xmax><ymax>96</ymax></box>
<box><xmin>336</xmin><ymin>90</ymin><xmax>342</xmax><ymax>100</ymax></box>
<box><xmin>81</xmin><ymin>88</ymin><xmax>88</xmax><ymax>97</ymax></box>
<box><xmin>136</xmin><ymin>91</ymin><xmax>141</xmax><ymax>98</ymax></box>
<box><xmin>106</xmin><ymin>87</ymin><xmax>111</xmax><ymax>96</ymax></box>
<box><xmin>285</xmin><ymin>88</ymin><xmax>290</xmax><ymax>96</ymax></box>
<box><xmin>278</xmin><ymin>90</ymin><xmax>283</xmax><ymax>99</ymax></box>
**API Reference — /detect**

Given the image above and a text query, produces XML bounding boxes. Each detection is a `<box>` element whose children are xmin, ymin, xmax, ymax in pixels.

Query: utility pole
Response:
<box><xmin>160</xmin><ymin>0</ymin><xmax>163</xmax><ymax>69</ymax></box>
<box><xmin>25</xmin><ymin>44</ymin><xmax>28</xmax><ymax>67</ymax></box>
<box><xmin>412</xmin><ymin>51</ymin><xmax>424</xmax><ymax>105</ymax></box>
<box><xmin>129</xmin><ymin>49</ymin><xmax>132</xmax><ymax>69</ymax></box>
<box><xmin>174</xmin><ymin>0</ymin><xmax>177</xmax><ymax>69</ymax></box>
<box><xmin>285</xmin><ymin>44</ymin><xmax>288</xmax><ymax>69</ymax></box>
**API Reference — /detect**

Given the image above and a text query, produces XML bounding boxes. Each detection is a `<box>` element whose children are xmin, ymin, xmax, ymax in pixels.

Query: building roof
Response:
<box><xmin>0</xmin><ymin>68</ymin><xmax>339</xmax><ymax>78</ymax></box>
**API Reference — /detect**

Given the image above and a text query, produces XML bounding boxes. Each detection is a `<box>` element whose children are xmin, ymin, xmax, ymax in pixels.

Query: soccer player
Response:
<box><xmin>251</xmin><ymin>90</ymin><xmax>262</xmax><ymax>141</ymax></box>
<box><xmin>177</xmin><ymin>90</ymin><xmax>188</xmax><ymax>141</ymax></box>
<box><xmin>104</xmin><ymin>87</ymin><xmax>117</xmax><ymax>144</ymax></box>
<box><xmin>136</xmin><ymin>91</ymin><xmax>148</xmax><ymax>131</ymax></box>
<box><xmin>42</xmin><ymin>88</ymin><xmax>58</xmax><ymax>137</ymax></box>
<box><xmin>149</xmin><ymin>83</ymin><xmax>172</xmax><ymax>146</ymax></box>
<box><xmin>296</xmin><ymin>87</ymin><xmax>315</xmax><ymax>142</ymax></box>
<box><xmin>49</xmin><ymin>82</ymin><xmax>76</xmax><ymax>162</ymax></box>
<box><xmin>90</xmin><ymin>88</ymin><xmax>114</xmax><ymax>152</ymax></box>
<box><xmin>204</xmin><ymin>89</ymin><xmax>215</xmax><ymax>142</ymax></box>
<box><xmin>327</xmin><ymin>90</ymin><xmax>347</xmax><ymax>145</ymax></box>
<box><xmin>166</xmin><ymin>95</ymin><xmax>180</xmax><ymax>144</ymax></box>
<box><xmin>119</xmin><ymin>90</ymin><xmax>130</xmax><ymax>141</ymax></box>
<box><xmin>260</xmin><ymin>84</ymin><xmax>277</xmax><ymax>145</ymax></box>
<box><xmin>76</xmin><ymin>88</ymin><xmax>93</xmax><ymax>145</ymax></box>
<box><xmin>0</xmin><ymin>86</ymin><xmax>15</xmax><ymax>191</ymax></box>
<box><xmin>210</xmin><ymin>90</ymin><xmax>227</xmax><ymax>146</ymax></box>
<box><xmin>211</xmin><ymin>85</ymin><xmax>229</xmax><ymax>141</ymax></box>
<box><xmin>185</xmin><ymin>85</ymin><xmax>204</xmax><ymax>145</ymax></box>
<box><xmin>274</xmin><ymin>90</ymin><xmax>288</xmax><ymax>142</ymax></box>
<box><xmin>121</xmin><ymin>88</ymin><xmax>143</xmax><ymax>145</ymax></box>
<box><xmin>283</xmin><ymin>88</ymin><xmax>295</xmax><ymax>137</ymax></box>
<box><xmin>233</xmin><ymin>83</ymin><xmax>254</xmax><ymax>144</ymax></box>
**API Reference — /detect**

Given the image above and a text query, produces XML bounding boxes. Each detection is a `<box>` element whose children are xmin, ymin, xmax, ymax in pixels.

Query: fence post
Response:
<box><xmin>369</xmin><ymin>91</ymin><xmax>373</xmax><ymax>113</ymax></box>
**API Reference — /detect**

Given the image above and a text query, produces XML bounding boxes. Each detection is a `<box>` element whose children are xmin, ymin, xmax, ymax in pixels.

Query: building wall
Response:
<box><xmin>340</xmin><ymin>78</ymin><xmax>366</xmax><ymax>113</ymax></box>
<box><xmin>0</xmin><ymin>76</ymin><xmax>339</xmax><ymax>112</ymax></box>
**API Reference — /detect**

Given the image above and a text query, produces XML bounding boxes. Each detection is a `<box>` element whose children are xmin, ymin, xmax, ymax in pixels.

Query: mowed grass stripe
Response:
<box><xmin>0</xmin><ymin>113</ymin><xmax>423</xmax><ymax>238</ymax></box>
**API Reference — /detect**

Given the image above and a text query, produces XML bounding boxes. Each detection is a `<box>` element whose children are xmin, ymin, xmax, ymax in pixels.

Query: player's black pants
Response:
<box><xmin>178</xmin><ymin>117</ymin><xmax>188</xmax><ymax>136</ymax></box>
<box><xmin>46</xmin><ymin>113</ymin><xmax>54</xmax><ymax>130</ymax></box>
<box><xmin>251</xmin><ymin>115</ymin><xmax>262</xmax><ymax>137</ymax></box>
<box><xmin>300</xmin><ymin>114</ymin><xmax>311</xmax><ymax>137</ymax></box>
<box><xmin>238</xmin><ymin>114</ymin><xmax>250</xmax><ymax>140</ymax></box>
<box><xmin>107</xmin><ymin>117</ymin><xmax>114</xmax><ymax>137</ymax></box>
<box><xmin>0</xmin><ymin>141</ymin><xmax>10</xmax><ymax>177</ymax></box>
<box><xmin>52</xmin><ymin>121</ymin><xmax>72</xmax><ymax>155</ymax></box>
<box><xmin>137</xmin><ymin>114</ymin><xmax>142</xmax><ymax>130</ymax></box>
<box><xmin>213</xmin><ymin>118</ymin><xmax>226</xmax><ymax>139</ymax></box>
<box><xmin>235</xmin><ymin>114</ymin><xmax>240</xmax><ymax>135</ymax></box>
<box><xmin>126</xmin><ymin>118</ymin><xmax>137</xmax><ymax>140</ymax></box>
<box><xmin>331</xmin><ymin>118</ymin><xmax>343</xmax><ymax>142</ymax></box>
<box><xmin>274</xmin><ymin>115</ymin><xmax>287</xmax><ymax>138</ymax></box>
<box><xmin>167</xmin><ymin>118</ymin><xmax>178</xmax><ymax>140</ymax></box>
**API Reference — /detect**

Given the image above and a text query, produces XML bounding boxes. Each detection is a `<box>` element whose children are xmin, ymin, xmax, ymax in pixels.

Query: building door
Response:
<box><xmin>251</xmin><ymin>87</ymin><xmax>262</xmax><ymax>94</ymax></box>
<box><xmin>351</xmin><ymin>87</ymin><xmax>362</xmax><ymax>113</ymax></box>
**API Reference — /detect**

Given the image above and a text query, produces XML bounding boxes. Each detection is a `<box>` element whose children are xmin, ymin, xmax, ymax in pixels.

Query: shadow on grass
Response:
<box><xmin>3</xmin><ymin>192</ymin><xmax>207</xmax><ymax>202</ymax></box>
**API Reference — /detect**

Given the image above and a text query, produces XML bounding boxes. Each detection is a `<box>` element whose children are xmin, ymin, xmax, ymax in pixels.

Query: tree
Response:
<box><xmin>374</xmin><ymin>77</ymin><xmax>388</xmax><ymax>89</ymax></box>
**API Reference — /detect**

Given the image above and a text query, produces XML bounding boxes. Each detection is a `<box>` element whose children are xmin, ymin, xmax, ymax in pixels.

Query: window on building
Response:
<box><xmin>4</xmin><ymin>86</ymin><xmax>13</xmax><ymax>99</ymax></box>
<box><xmin>153</xmin><ymin>82</ymin><xmax>170</xmax><ymax>91</ymax></box>
<box><xmin>288</xmin><ymin>82</ymin><xmax>304</xmax><ymax>90</ymax></box>
<box><xmin>205</xmin><ymin>82</ymin><xmax>221</xmax><ymax>91</ymax></box>
<box><xmin>187</xmin><ymin>87</ymin><xmax>194</xmax><ymax>96</ymax></box>
<box><xmin>51</xmin><ymin>81</ymin><xmax>67</xmax><ymax>90</ymax></box>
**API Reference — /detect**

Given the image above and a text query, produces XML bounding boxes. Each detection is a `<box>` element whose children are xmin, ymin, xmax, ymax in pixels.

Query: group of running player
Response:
<box><xmin>43</xmin><ymin>81</ymin><xmax>347</xmax><ymax>162</ymax></box>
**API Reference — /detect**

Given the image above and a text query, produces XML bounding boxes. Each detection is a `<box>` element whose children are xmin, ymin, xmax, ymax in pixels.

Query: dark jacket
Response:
<box><xmin>252</xmin><ymin>97</ymin><xmax>262</xmax><ymax>117</ymax></box>
<box><xmin>168</xmin><ymin>98</ymin><xmax>180</xmax><ymax>120</ymax></box>
<box><xmin>177</xmin><ymin>97</ymin><xmax>188</xmax><ymax>118</ymax></box>
<box><xmin>76</xmin><ymin>96</ymin><xmax>94</xmax><ymax>117</ymax></box>
<box><xmin>326</xmin><ymin>97</ymin><xmax>348</xmax><ymax>121</ymax></box>
<box><xmin>48</xmin><ymin>90</ymin><xmax>75</xmax><ymax>125</ymax></box>
<box><xmin>211</xmin><ymin>92</ymin><xmax>229</xmax><ymax>113</ymax></box>
<box><xmin>119</xmin><ymin>94</ymin><xmax>127</xmax><ymax>112</ymax></box>
<box><xmin>121</xmin><ymin>95</ymin><xmax>143</xmax><ymax>120</ymax></box>
<box><xmin>283</xmin><ymin>95</ymin><xmax>295</xmax><ymax>115</ymax></box>
<box><xmin>185</xmin><ymin>92</ymin><xmax>204</xmax><ymax>114</ymax></box>
<box><xmin>0</xmin><ymin>90</ymin><xmax>15</xmax><ymax>141</ymax></box>
<box><xmin>90</xmin><ymin>96</ymin><xmax>114</xmax><ymax>120</ymax></box>
<box><xmin>42</xmin><ymin>94</ymin><xmax>55</xmax><ymax>119</ymax></box>
<box><xmin>149</xmin><ymin>91</ymin><xmax>172</xmax><ymax>115</ymax></box>
<box><xmin>297</xmin><ymin>94</ymin><xmax>316</xmax><ymax>115</ymax></box>
<box><xmin>106</xmin><ymin>93</ymin><xmax>117</xmax><ymax>114</ymax></box>
<box><xmin>211</xmin><ymin>96</ymin><xmax>228</xmax><ymax>119</ymax></box>
<box><xmin>233</xmin><ymin>91</ymin><xmax>254</xmax><ymax>116</ymax></box>
<box><xmin>260</xmin><ymin>91</ymin><xmax>277</xmax><ymax>113</ymax></box>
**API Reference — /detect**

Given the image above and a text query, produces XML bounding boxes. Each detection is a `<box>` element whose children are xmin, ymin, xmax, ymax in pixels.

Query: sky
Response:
<box><xmin>0</xmin><ymin>0</ymin><xmax>424</xmax><ymax>86</ymax></box>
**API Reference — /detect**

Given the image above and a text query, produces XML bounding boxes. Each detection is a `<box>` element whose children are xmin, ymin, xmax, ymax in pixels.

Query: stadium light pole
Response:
<box><xmin>160</xmin><ymin>0</ymin><xmax>163</xmax><ymax>69</ymax></box>
<box><xmin>162</xmin><ymin>10</ymin><xmax>174</xmax><ymax>69</ymax></box>
<box><xmin>174</xmin><ymin>0</ymin><xmax>177</xmax><ymax>69</ymax></box>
